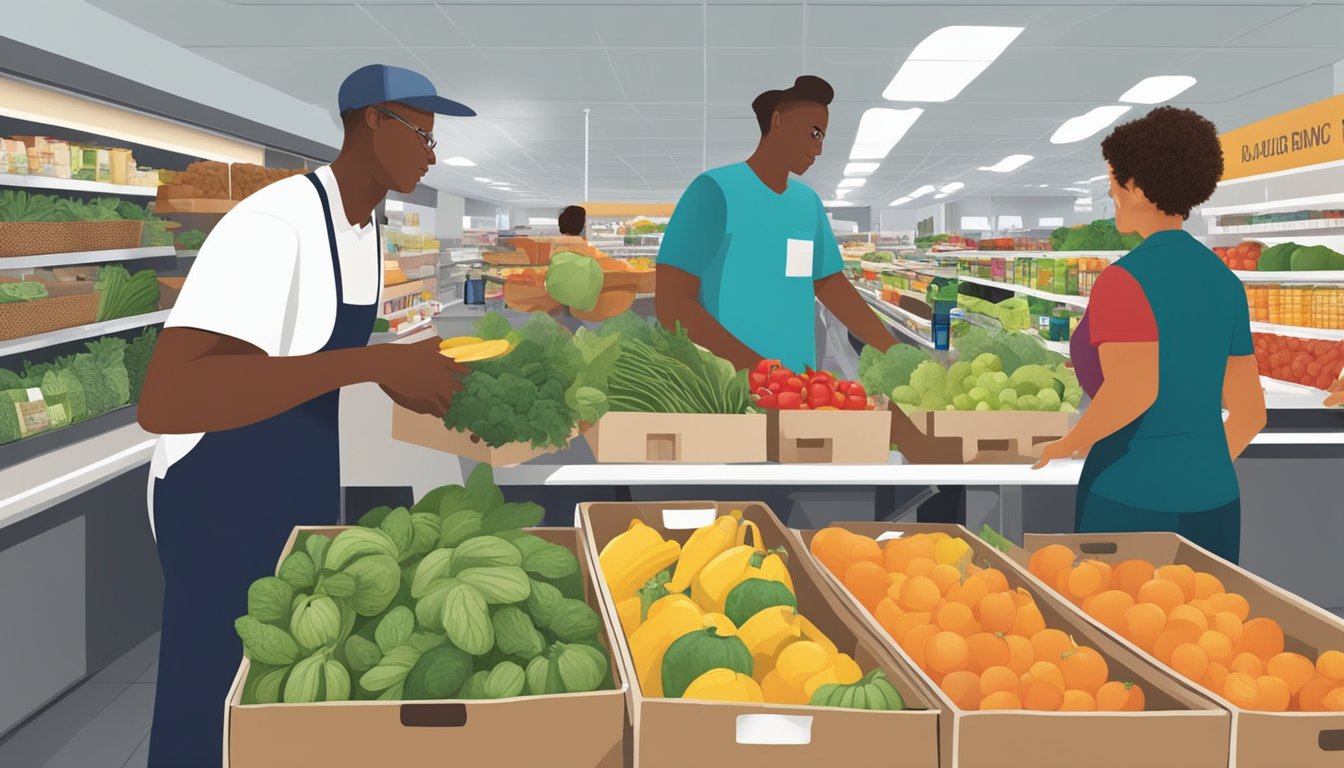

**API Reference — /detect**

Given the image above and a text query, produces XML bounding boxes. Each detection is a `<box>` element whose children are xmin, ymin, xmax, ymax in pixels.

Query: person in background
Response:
<box><xmin>656</xmin><ymin>75</ymin><xmax>900</xmax><ymax>373</ymax></box>
<box><xmin>137</xmin><ymin>65</ymin><xmax>473</xmax><ymax>766</ymax></box>
<box><xmin>558</xmin><ymin>204</ymin><xmax>587</xmax><ymax>237</ymax></box>
<box><xmin>1035</xmin><ymin>107</ymin><xmax>1267</xmax><ymax>564</ymax></box>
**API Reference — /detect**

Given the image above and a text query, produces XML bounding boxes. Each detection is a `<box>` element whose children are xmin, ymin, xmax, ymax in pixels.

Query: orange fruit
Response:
<box><xmin>1011</xmin><ymin>587</ymin><xmax>1034</xmax><ymax>608</ymax></box>
<box><xmin>940</xmin><ymin>670</ymin><xmax>983</xmax><ymax>710</ymax></box>
<box><xmin>1154</xmin><ymin>624</ymin><xmax>1203</xmax><ymax>665</ymax></box>
<box><xmin>1010</xmin><ymin>602</ymin><xmax>1047</xmax><ymax>638</ymax></box>
<box><xmin>1201</xmin><ymin>662</ymin><xmax>1230</xmax><ymax>695</ymax></box>
<box><xmin>891</xmin><ymin>611</ymin><xmax>932</xmax><ymax>643</ymax></box>
<box><xmin>1022</xmin><ymin>679</ymin><xmax>1065</xmax><ymax>711</ymax></box>
<box><xmin>978</xmin><ymin>568</ymin><xmax>1010</xmax><ymax>594</ymax></box>
<box><xmin>1031</xmin><ymin>629</ymin><xmax>1076</xmax><ymax>665</ymax></box>
<box><xmin>810</xmin><ymin>526</ymin><xmax>854</xmax><ymax>574</ymax></box>
<box><xmin>1193</xmin><ymin>571</ymin><xmax>1225</xmax><ymax>600</ymax></box>
<box><xmin>980</xmin><ymin>665</ymin><xmax>1019</xmax><ymax>698</ymax></box>
<box><xmin>1061</xmin><ymin>646</ymin><xmax>1109</xmax><ymax>693</ymax></box>
<box><xmin>905</xmin><ymin>557</ymin><xmax>936</xmax><ymax>578</ymax></box>
<box><xmin>1188</xmin><ymin>598</ymin><xmax>1218</xmax><ymax>622</ymax></box>
<box><xmin>966</xmin><ymin>633</ymin><xmax>1010</xmax><ymax>674</ymax></box>
<box><xmin>1209</xmin><ymin>592</ymin><xmax>1250</xmax><ymax>622</ymax></box>
<box><xmin>883</xmin><ymin>539</ymin><xmax>914</xmax><ymax>573</ymax></box>
<box><xmin>845</xmin><ymin>560</ymin><xmax>891</xmax><ymax>612</ymax></box>
<box><xmin>904</xmin><ymin>535</ymin><xmax>936</xmax><ymax>563</ymax></box>
<box><xmin>1240</xmin><ymin>618</ymin><xmax>1285</xmax><ymax>662</ymax></box>
<box><xmin>1317</xmin><ymin>650</ymin><xmax>1344</xmax><ymax>681</ymax></box>
<box><xmin>847</xmin><ymin>536</ymin><xmax>884</xmax><ymax>567</ymax></box>
<box><xmin>1156</xmin><ymin>564</ymin><xmax>1197</xmax><ymax>602</ymax></box>
<box><xmin>1113</xmin><ymin>559</ymin><xmax>1156</xmax><ymax>597</ymax></box>
<box><xmin>1029</xmin><ymin>544</ymin><xmax>1076</xmax><ymax>585</ymax></box>
<box><xmin>929</xmin><ymin>564</ymin><xmax>962</xmax><ymax>594</ymax></box>
<box><xmin>1025</xmin><ymin>661</ymin><xmax>1066</xmax><ymax>693</ymax></box>
<box><xmin>1231</xmin><ymin>652</ymin><xmax>1265</xmax><ymax>677</ymax></box>
<box><xmin>1297</xmin><ymin>677</ymin><xmax>1337</xmax><ymax>711</ymax></box>
<box><xmin>1055</xmin><ymin>566</ymin><xmax>1082</xmax><ymax>606</ymax></box>
<box><xmin>1223</xmin><ymin>672</ymin><xmax>1261</xmax><ymax>709</ymax></box>
<box><xmin>1123</xmin><ymin>603</ymin><xmax>1167</xmax><ymax>652</ymax></box>
<box><xmin>1168</xmin><ymin>605</ymin><xmax>1210</xmax><ymax>632</ymax></box>
<box><xmin>1170</xmin><ymin>643</ymin><xmax>1210</xmax><ymax>682</ymax></box>
<box><xmin>1086</xmin><ymin>559</ymin><xmax>1113</xmax><ymax>588</ymax></box>
<box><xmin>947</xmin><ymin>575</ymin><xmax>989</xmax><ymax>608</ymax></box>
<box><xmin>900</xmin><ymin>576</ymin><xmax>941</xmax><ymax>613</ymax></box>
<box><xmin>1060</xmin><ymin>689</ymin><xmax>1097</xmax><ymax>711</ymax></box>
<box><xmin>875</xmin><ymin>596</ymin><xmax>904</xmax><ymax>633</ymax></box>
<box><xmin>1266</xmin><ymin>652</ymin><xmax>1315</xmax><ymax>695</ymax></box>
<box><xmin>1256</xmin><ymin>675</ymin><xmax>1291</xmax><ymax>712</ymax></box>
<box><xmin>980</xmin><ymin>690</ymin><xmax>1022</xmax><ymax>710</ymax></box>
<box><xmin>1137</xmin><ymin>579</ymin><xmax>1185</xmax><ymax>614</ymax></box>
<box><xmin>1068</xmin><ymin>562</ymin><xmax>1108</xmax><ymax>601</ymax></box>
<box><xmin>1213</xmin><ymin>612</ymin><xmax>1243</xmax><ymax>645</ymax></box>
<box><xmin>900</xmin><ymin>624</ymin><xmax>940</xmax><ymax>670</ymax></box>
<box><xmin>926</xmin><ymin>631</ymin><xmax>971</xmax><ymax>676</ymax></box>
<box><xmin>1096</xmin><ymin>681</ymin><xmax>1145</xmax><ymax>711</ymax></box>
<box><xmin>1084</xmin><ymin>590</ymin><xmax>1136</xmax><ymax>633</ymax></box>
<box><xmin>978</xmin><ymin>592</ymin><xmax>1017</xmax><ymax>634</ymax></box>
<box><xmin>1198</xmin><ymin>631</ymin><xmax>1235</xmax><ymax>667</ymax></box>
<box><xmin>935</xmin><ymin>602</ymin><xmax>979</xmax><ymax>636</ymax></box>
<box><xmin>1323</xmin><ymin>687</ymin><xmax>1344</xmax><ymax>711</ymax></box>
<box><xmin>1004</xmin><ymin>634</ymin><xmax>1034</xmax><ymax>676</ymax></box>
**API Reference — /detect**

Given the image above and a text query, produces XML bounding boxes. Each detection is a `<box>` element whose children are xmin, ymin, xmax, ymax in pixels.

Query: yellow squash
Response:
<box><xmin>442</xmin><ymin>339</ymin><xmax>511</xmax><ymax>363</ymax></box>
<box><xmin>761</xmin><ymin>670</ymin><xmax>809</xmax><ymax>705</ymax></box>
<box><xmin>802</xmin><ymin>653</ymin><xmax>864</xmax><ymax>698</ymax></box>
<box><xmin>776</xmin><ymin>641</ymin><xmax>834</xmax><ymax>689</ymax></box>
<box><xmin>615</xmin><ymin>596</ymin><xmax>641</xmax><ymax>635</ymax></box>
<box><xmin>682</xmin><ymin>668</ymin><xmax>764</xmax><ymax>703</ymax></box>
<box><xmin>737</xmin><ymin>606</ymin><xmax>803</xmax><ymax>680</ymax></box>
<box><xmin>628</xmin><ymin>596</ymin><xmax>703</xmax><ymax>697</ymax></box>
<box><xmin>692</xmin><ymin>545</ymin><xmax>794</xmax><ymax>614</ymax></box>
<box><xmin>668</xmin><ymin>511</ymin><xmax>741</xmax><ymax>592</ymax></box>
<box><xmin>438</xmin><ymin>336</ymin><xmax>482</xmax><ymax>351</ymax></box>
<box><xmin>600</xmin><ymin>521</ymin><xmax>682</xmax><ymax>602</ymax></box>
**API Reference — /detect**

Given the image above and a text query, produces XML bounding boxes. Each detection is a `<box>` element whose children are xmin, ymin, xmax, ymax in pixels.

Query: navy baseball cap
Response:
<box><xmin>339</xmin><ymin>65</ymin><xmax>476</xmax><ymax>117</ymax></box>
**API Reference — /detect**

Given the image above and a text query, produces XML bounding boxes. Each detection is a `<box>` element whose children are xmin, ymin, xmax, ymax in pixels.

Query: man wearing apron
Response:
<box><xmin>136</xmin><ymin>65</ymin><xmax>474</xmax><ymax>766</ymax></box>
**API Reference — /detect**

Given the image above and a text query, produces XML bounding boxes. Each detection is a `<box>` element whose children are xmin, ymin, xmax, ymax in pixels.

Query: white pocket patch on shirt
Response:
<box><xmin>785</xmin><ymin>238</ymin><xmax>813</xmax><ymax>278</ymax></box>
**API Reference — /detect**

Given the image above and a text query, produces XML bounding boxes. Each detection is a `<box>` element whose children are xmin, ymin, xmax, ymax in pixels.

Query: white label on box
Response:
<box><xmin>785</xmin><ymin>238</ymin><xmax>813</xmax><ymax>278</ymax></box>
<box><xmin>735</xmin><ymin>714</ymin><xmax>813</xmax><ymax>745</ymax></box>
<box><xmin>661</xmin><ymin>508</ymin><xmax>718</xmax><ymax>529</ymax></box>
<box><xmin>25</xmin><ymin>388</ymin><xmax>42</xmax><ymax>403</ymax></box>
<box><xmin>875</xmin><ymin>531</ymin><xmax>905</xmax><ymax>542</ymax></box>
<box><xmin>573</xmin><ymin>503</ymin><xmax>584</xmax><ymax>528</ymax></box>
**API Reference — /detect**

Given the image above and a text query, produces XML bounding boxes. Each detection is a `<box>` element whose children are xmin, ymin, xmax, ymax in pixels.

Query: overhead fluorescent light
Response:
<box><xmin>1089</xmin><ymin>174</ymin><xmax>1108</xmax><ymax>182</ymax></box>
<box><xmin>849</xmin><ymin>107</ymin><xmax>924</xmax><ymax>160</ymax></box>
<box><xmin>1038</xmin><ymin>184</ymin><xmax>1049</xmax><ymax>188</ymax></box>
<box><xmin>1074</xmin><ymin>180</ymin><xmax>1090</xmax><ymax>185</ymax></box>
<box><xmin>910</xmin><ymin>184</ymin><xmax>937</xmax><ymax>198</ymax></box>
<box><xmin>939</xmin><ymin>182</ymin><xmax>965</xmax><ymax>194</ymax></box>
<box><xmin>889</xmin><ymin>196</ymin><xmax>914</xmax><ymax>207</ymax></box>
<box><xmin>934</xmin><ymin>193</ymin><xmax>950</xmax><ymax>199</ymax></box>
<box><xmin>1119</xmin><ymin>75</ymin><xmax>1196</xmax><ymax>105</ymax></box>
<box><xmin>474</xmin><ymin>177</ymin><xmax>492</xmax><ymax>183</ymax></box>
<box><xmin>883</xmin><ymin>26</ymin><xmax>1024</xmax><ymax>102</ymax></box>
<box><xmin>825</xmin><ymin>200</ymin><xmax>854</xmax><ymax>207</ymax></box>
<box><xmin>442</xmin><ymin>156</ymin><xmax>475</xmax><ymax>167</ymax></box>
<box><xmin>835</xmin><ymin>188</ymin><xmax>853</xmax><ymax>198</ymax></box>
<box><xmin>978</xmin><ymin>154</ymin><xmax>1033</xmax><ymax>173</ymax></box>
<box><xmin>844</xmin><ymin>162</ymin><xmax>880</xmax><ymax>176</ymax></box>
<box><xmin>1051</xmin><ymin>106</ymin><xmax>1132</xmax><ymax>144</ymax></box>
<box><xmin>1064</xmin><ymin>186</ymin><xmax>1090</xmax><ymax>194</ymax></box>
<box><xmin>838</xmin><ymin>178</ymin><xmax>867</xmax><ymax>188</ymax></box>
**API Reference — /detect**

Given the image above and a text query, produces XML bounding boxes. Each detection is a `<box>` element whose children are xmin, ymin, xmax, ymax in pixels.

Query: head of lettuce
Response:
<box><xmin>546</xmin><ymin>251</ymin><xmax>603</xmax><ymax>311</ymax></box>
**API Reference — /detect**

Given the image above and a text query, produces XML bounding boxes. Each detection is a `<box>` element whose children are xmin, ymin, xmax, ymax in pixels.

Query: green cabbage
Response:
<box><xmin>545</xmin><ymin>251</ymin><xmax>603</xmax><ymax>310</ymax></box>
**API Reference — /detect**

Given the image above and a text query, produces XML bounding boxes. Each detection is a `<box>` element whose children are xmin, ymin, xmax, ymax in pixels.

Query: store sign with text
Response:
<box><xmin>1220</xmin><ymin>93</ymin><xmax>1344</xmax><ymax>180</ymax></box>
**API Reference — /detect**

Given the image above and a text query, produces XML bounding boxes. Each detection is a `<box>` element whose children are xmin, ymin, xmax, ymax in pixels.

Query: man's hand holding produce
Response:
<box><xmin>377</xmin><ymin>337</ymin><xmax>467</xmax><ymax>418</ymax></box>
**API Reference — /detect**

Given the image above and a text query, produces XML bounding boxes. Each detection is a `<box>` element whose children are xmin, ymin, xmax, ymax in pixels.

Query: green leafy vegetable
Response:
<box><xmin>858</xmin><ymin>343</ymin><xmax>933</xmax><ymax>401</ymax></box>
<box><xmin>545</xmin><ymin>251</ymin><xmax>603</xmax><ymax>311</ymax></box>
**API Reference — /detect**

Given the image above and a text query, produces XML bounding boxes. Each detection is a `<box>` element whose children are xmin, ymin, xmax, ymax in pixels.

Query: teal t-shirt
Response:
<box><xmin>658</xmin><ymin>163</ymin><xmax>843</xmax><ymax>371</ymax></box>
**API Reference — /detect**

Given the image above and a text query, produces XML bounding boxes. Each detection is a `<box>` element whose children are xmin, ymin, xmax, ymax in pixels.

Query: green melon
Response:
<box><xmin>723</xmin><ymin>578</ymin><xmax>797</xmax><ymax>628</ymax></box>
<box><xmin>660</xmin><ymin>627</ymin><xmax>752</xmax><ymax>699</ymax></box>
<box><xmin>403</xmin><ymin>645</ymin><xmax>473</xmax><ymax>701</ymax></box>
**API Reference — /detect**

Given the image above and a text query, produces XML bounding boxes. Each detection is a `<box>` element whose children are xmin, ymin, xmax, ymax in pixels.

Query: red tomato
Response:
<box><xmin>846</xmin><ymin>382</ymin><xmax>867</xmax><ymax>399</ymax></box>
<box><xmin>810</xmin><ymin>382</ymin><xmax>832</xmax><ymax>402</ymax></box>
<box><xmin>786</xmin><ymin>376</ymin><xmax>805</xmax><ymax>392</ymax></box>
<box><xmin>756</xmin><ymin>358</ymin><xmax>782</xmax><ymax>375</ymax></box>
<box><xmin>750</xmin><ymin>372</ymin><xmax>767</xmax><ymax>389</ymax></box>
<box><xmin>769</xmin><ymin>368</ymin><xmax>793</xmax><ymax>386</ymax></box>
<box><xmin>832</xmin><ymin>391</ymin><xmax>846</xmax><ymax>408</ymax></box>
<box><xmin>811</xmin><ymin>370</ymin><xmax>834</xmax><ymax>385</ymax></box>
<box><xmin>844</xmin><ymin>394</ymin><xmax>868</xmax><ymax>411</ymax></box>
<box><xmin>777</xmin><ymin>391</ymin><xmax>802</xmax><ymax>410</ymax></box>
<box><xmin>768</xmin><ymin>382</ymin><xmax>783</xmax><ymax>393</ymax></box>
<box><xmin>757</xmin><ymin>393</ymin><xmax>779</xmax><ymax>409</ymax></box>
<box><xmin>836</xmin><ymin>380</ymin><xmax>853</xmax><ymax>395</ymax></box>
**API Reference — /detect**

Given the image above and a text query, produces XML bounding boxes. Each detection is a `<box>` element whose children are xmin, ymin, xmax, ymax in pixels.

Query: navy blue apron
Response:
<box><xmin>148</xmin><ymin>173</ymin><xmax>378</xmax><ymax>767</ymax></box>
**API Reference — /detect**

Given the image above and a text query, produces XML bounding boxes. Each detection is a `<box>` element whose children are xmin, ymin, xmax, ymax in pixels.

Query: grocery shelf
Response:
<box><xmin>0</xmin><ymin>421</ymin><xmax>155</xmax><ymax>532</ymax></box>
<box><xmin>0</xmin><ymin>246</ymin><xmax>176</xmax><ymax>270</ymax></box>
<box><xmin>0</xmin><ymin>310</ymin><xmax>171</xmax><ymax>359</ymax></box>
<box><xmin>958</xmin><ymin>276</ymin><xmax>1089</xmax><ymax>308</ymax></box>
<box><xmin>1249</xmin><ymin>322</ymin><xmax>1344</xmax><ymax>341</ymax></box>
<box><xmin>1208</xmin><ymin>219</ymin><xmax>1344</xmax><ymax>236</ymax></box>
<box><xmin>0</xmin><ymin>405</ymin><xmax>139</xmax><ymax>472</ymax></box>
<box><xmin>960</xmin><ymin>310</ymin><xmax>1071</xmax><ymax>355</ymax></box>
<box><xmin>381</xmin><ymin>280</ymin><xmax>427</xmax><ymax>303</ymax></box>
<box><xmin>955</xmin><ymin>251</ymin><xmax>1126</xmax><ymax>260</ymax></box>
<box><xmin>1235</xmin><ymin>269</ymin><xmax>1344</xmax><ymax>283</ymax></box>
<box><xmin>153</xmin><ymin>198</ymin><xmax>235</xmax><ymax>215</ymax></box>
<box><xmin>0</xmin><ymin>173</ymin><xmax>159</xmax><ymax>197</ymax></box>
<box><xmin>1200</xmin><ymin>192</ymin><xmax>1344</xmax><ymax>217</ymax></box>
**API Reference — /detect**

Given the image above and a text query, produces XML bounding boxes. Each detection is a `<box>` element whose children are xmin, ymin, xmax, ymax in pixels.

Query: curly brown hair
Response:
<box><xmin>1101</xmin><ymin>106</ymin><xmax>1224</xmax><ymax>219</ymax></box>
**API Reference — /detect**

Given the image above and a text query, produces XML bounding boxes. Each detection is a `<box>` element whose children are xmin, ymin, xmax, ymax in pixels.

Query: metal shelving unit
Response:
<box><xmin>0</xmin><ymin>173</ymin><xmax>159</xmax><ymax>197</ymax></box>
<box><xmin>0</xmin><ymin>246</ymin><xmax>176</xmax><ymax>270</ymax></box>
<box><xmin>0</xmin><ymin>310</ymin><xmax>170</xmax><ymax>359</ymax></box>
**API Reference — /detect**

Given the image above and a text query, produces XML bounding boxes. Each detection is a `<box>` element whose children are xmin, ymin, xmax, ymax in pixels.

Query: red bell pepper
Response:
<box><xmin>777</xmin><ymin>391</ymin><xmax>802</xmax><ymax>410</ymax></box>
<box><xmin>844</xmin><ymin>394</ymin><xmax>868</xmax><ymax>411</ymax></box>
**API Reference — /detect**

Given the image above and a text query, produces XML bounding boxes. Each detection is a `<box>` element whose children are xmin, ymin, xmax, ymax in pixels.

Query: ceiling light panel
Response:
<box><xmin>442</xmin><ymin>156</ymin><xmax>475</xmax><ymax>166</ymax></box>
<box><xmin>883</xmin><ymin>26</ymin><xmax>1024</xmax><ymax>102</ymax></box>
<box><xmin>1051</xmin><ymin>106</ymin><xmax>1132</xmax><ymax>144</ymax></box>
<box><xmin>844</xmin><ymin>162</ymin><xmax>880</xmax><ymax>176</ymax></box>
<box><xmin>838</xmin><ymin>178</ymin><xmax>867</xmax><ymax>188</ymax></box>
<box><xmin>939</xmin><ymin>182</ymin><xmax>965</xmax><ymax>194</ymax></box>
<box><xmin>849</xmin><ymin>107</ymin><xmax>924</xmax><ymax>160</ymax></box>
<box><xmin>979</xmin><ymin>154</ymin><xmax>1034</xmax><ymax>173</ymax></box>
<box><xmin>910</xmin><ymin>185</ymin><xmax>937</xmax><ymax>198</ymax></box>
<box><xmin>1119</xmin><ymin>75</ymin><xmax>1197</xmax><ymax>105</ymax></box>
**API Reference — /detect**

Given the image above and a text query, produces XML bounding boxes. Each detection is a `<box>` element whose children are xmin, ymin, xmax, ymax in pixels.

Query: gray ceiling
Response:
<box><xmin>84</xmin><ymin>1</ymin><xmax>1344</xmax><ymax>210</ymax></box>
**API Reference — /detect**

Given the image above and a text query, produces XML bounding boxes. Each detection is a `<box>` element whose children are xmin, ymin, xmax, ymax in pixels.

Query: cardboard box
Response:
<box><xmin>767</xmin><ymin>409</ymin><xmax>893</xmax><ymax>464</ymax></box>
<box><xmin>1014</xmin><ymin>532</ymin><xmax>1344</xmax><ymax>768</ymax></box>
<box><xmin>489</xmin><ymin>236</ymin><xmax>597</xmax><ymax>266</ymax></box>
<box><xmin>793</xmin><ymin>522</ymin><xmax>1231</xmax><ymax>768</ymax></box>
<box><xmin>579</xmin><ymin>501</ymin><xmax>941</xmax><ymax>768</ymax></box>
<box><xmin>891</xmin><ymin>402</ymin><xmax>1076</xmax><ymax>464</ymax></box>
<box><xmin>224</xmin><ymin>526</ymin><xmax>627</xmax><ymax>768</ymax></box>
<box><xmin>584</xmin><ymin>412</ymin><xmax>767</xmax><ymax>463</ymax></box>
<box><xmin>389</xmin><ymin>404</ymin><xmax>580</xmax><ymax>467</ymax></box>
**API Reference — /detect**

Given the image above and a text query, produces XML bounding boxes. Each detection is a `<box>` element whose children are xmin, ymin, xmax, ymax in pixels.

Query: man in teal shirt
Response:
<box><xmin>656</xmin><ymin>75</ymin><xmax>899</xmax><ymax>373</ymax></box>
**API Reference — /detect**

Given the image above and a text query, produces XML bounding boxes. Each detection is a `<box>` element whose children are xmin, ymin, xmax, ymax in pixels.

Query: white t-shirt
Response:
<box><xmin>149</xmin><ymin>165</ymin><xmax>382</xmax><ymax>479</ymax></box>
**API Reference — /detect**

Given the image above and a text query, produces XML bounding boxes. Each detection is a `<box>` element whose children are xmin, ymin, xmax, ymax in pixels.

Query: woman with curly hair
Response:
<box><xmin>1036</xmin><ymin>106</ymin><xmax>1266</xmax><ymax>563</ymax></box>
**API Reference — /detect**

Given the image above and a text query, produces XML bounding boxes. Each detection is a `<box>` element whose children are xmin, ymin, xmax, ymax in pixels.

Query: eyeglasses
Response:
<box><xmin>811</xmin><ymin>127</ymin><xmax>826</xmax><ymax>142</ymax></box>
<box><xmin>369</xmin><ymin>105</ymin><xmax>437</xmax><ymax>150</ymax></box>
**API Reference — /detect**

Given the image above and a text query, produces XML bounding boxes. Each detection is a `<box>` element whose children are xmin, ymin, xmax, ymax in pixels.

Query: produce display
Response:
<box><xmin>1215</xmin><ymin>241</ymin><xmax>1262</xmax><ymax>271</ymax></box>
<box><xmin>155</xmin><ymin>161</ymin><xmax>305</xmax><ymax>203</ymax></box>
<box><xmin>749</xmin><ymin>360</ymin><xmax>875</xmax><ymax>411</ymax></box>
<box><xmin>1027</xmin><ymin>545</ymin><xmax>1344</xmax><ymax>712</ymax></box>
<box><xmin>235</xmin><ymin>465</ymin><xmax>614</xmax><ymax>705</ymax></box>
<box><xmin>858</xmin><ymin>344</ymin><xmax>934</xmax><ymax>402</ymax></box>
<box><xmin>599</xmin><ymin>510</ymin><xmax>905</xmax><ymax>709</ymax></box>
<box><xmin>95</xmin><ymin>265</ymin><xmax>160</xmax><ymax>322</ymax></box>
<box><xmin>958</xmin><ymin>295</ymin><xmax>1033</xmax><ymax>331</ymax></box>
<box><xmin>958</xmin><ymin>254</ymin><xmax>1111</xmax><ymax>297</ymax></box>
<box><xmin>1214</xmin><ymin>209</ymin><xmax>1344</xmax><ymax>231</ymax></box>
<box><xmin>0</xmin><ymin>328</ymin><xmax>156</xmax><ymax>444</ymax></box>
<box><xmin>812</xmin><ymin>528</ymin><xmax>1146</xmax><ymax>712</ymax></box>
<box><xmin>1244</xmin><ymin>284</ymin><xmax>1344</xmax><ymax>330</ymax></box>
<box><xmin>0</xmin><ymin>191</ymin><xmax>171</xmax><ymax>247</ymax></box>
<box><xmin>0</xmin><ymin>135</ymin><xmax>163</xmax><ymax>186</ymax></box>
<box><xmin>176</xmin><ymin>230</ymin><xmax>208</xmax><ymax>251</ymax></box>
<box><xmin>1051</xmin><ymin>219</ymin><xmax>1144</xmax><ymax>252</ymax></box>
<box><xmin>1253</xmin><ymin>332</ymin><xmax>1344</xmax><ymax>391</ymax></box>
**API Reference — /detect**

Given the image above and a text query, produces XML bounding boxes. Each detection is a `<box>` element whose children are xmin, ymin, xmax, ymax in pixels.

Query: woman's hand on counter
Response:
<box><xmin>1033</xmin><ymin>434</ymin><xmax>1091</xmax><ymax>469</ymax></box>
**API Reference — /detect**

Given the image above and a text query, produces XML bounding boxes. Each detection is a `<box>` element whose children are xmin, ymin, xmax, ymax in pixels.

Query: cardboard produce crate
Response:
<box><xmin>768</xmin><ymin>408</ymin><xmax>893</xmax><ymax>464</ymax></box>
<box><xmin>793</xmin><ymin>522</ymin><xmax>1231</xmax><ymax>768</ymax></box>
<box><xmin>225</xmin><ymin>526</ymin><xmax>627</xmax><ymax>768</ymax></box>
<box><xmin>891</xmin><ymin>403</ymin><xmax>1077</xmax><ymax>464</ymax></box>
<box><xmin>157</xmin><ymin>277</ymin><xmax>186</xmax><ymax>310</ymax></box>
<box><xmin>0</xmin><ymin>220</ymin><xmax>143</xmax><ymax>257</ymax></box>
<box><xmin>584</xmin><ymin>412</ymin><xmax>767</xmax><ymax>463</ymax></box>
<box><xmin>389</xmin><ymin>404</ymin><xmax>581</xmax><ymax>467</ymax></box>
<box><xmin>486</xmin><ymin>236</ymin><xmax>597</xmax><ymax>266</ymax></box>
<box><xmin>1012</xmin><ymin>532</ymin><xmax>1344</xmax><ymax>768</ymax></box>
<box><xmin>0</xmin><ymin>293</ymin><xmax>99</xmax><ymax>340</ymax></box>
<box><xmin>579</xmin><ymin>501</ymin><xmax>941</xmax><ymax>768</ymax></box>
